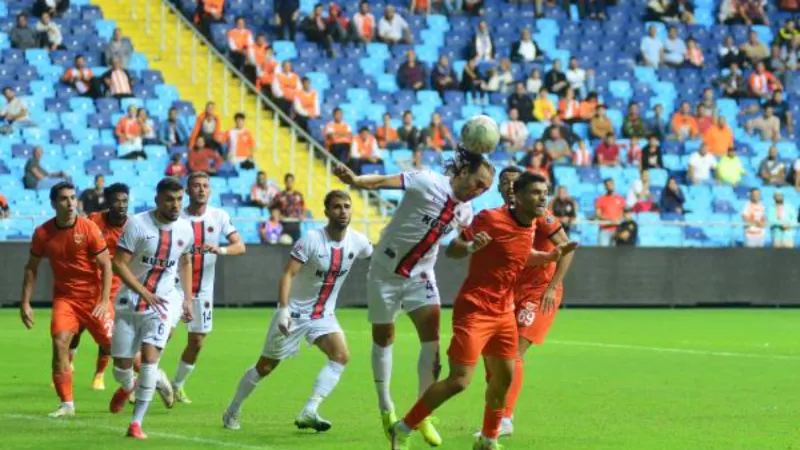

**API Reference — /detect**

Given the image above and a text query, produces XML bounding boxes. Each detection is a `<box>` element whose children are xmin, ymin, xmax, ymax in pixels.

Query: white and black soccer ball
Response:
<box><xmin>459</xmin><ymin>114</ymin><xmax>500</xmax><ymax>155</ymax></box>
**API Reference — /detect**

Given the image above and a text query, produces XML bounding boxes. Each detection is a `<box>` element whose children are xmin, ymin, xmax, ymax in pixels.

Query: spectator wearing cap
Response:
<box><xmin>0</xmin><ymin>192</ymin><xmax>9</xmax><ymax>219</ymax></box>
<box><xmin>741</xmin><ymin>30</ymin><xmax>770</xmax><ymax>67</ymax></box>
<box><xmin>398</xmin><ymin>49</ymin><xmax>427</xmax><ymax>91</ymax></box>
<box><xmin>622</xmin><ymin>103</ymin><xmax>647</xmax><ymax>138</ymax></box>
<box><xmin>704</xmin><ymin>116</ymin><xmax>733</xmax><ymax>156</ymax></box>
<box><xmin>550</xmin><ymin>186</ymin><xmax>577</xmax><ymax>232</ymax></box>
<box><xmin>324</xmin><ymin>107</ymin><xmax>354</xmax><ymax>161</ymax></box>
<box><xmin>424</xmin><ymin>112</ymin><xmax>456</xmax><ymax>151</ymax></box>
<box><xmin>378</xmin><ymin>5</ymin><xmax>412</xmax><ymax>45</ymax></box>
<box><xmin>749</xmin><ymin>62</ymin><xmax>782</xmax><ymax>99</ymax></box>
<box><xmin>758</xmin><ymin>145</ymin><xmax>787</xmax><ymax>186</ymax></box>
<box><xmin>222</xmin><ymin>112</ymin><xmax>255</xmax><ymax>164</ymax></box>
<box><xmin>595</xmin><ymin>133</ymin><xmax>620</xmax><ymax>167</ymax></box>
<box><xmin>645</xmin><ymin>104</ymin><xmax>668</xmax><ymax>140</ymax></box>
<box><xmin>671</xmin><ymin>101</ymin><xmax>698</xmax><ymax>141</ymax></box>
<box><xmin>189</xmin><ymin>101</ymin><xmax>222</xmax><ymax>152</ymax></box>
<box><xmin>500</xmin><ymin>108</ymin><xmax>528</xmax><ymax>153</ymax></box>
<box><xmin>36</xmin><ymin>11</ymin><xmax>63</xmax><ymax>50</ymax></box>
<box><xmin>273</xmin><ymin>173</ymin><xmax>306</xmax><ymax>242</ymax></box>
<box><xmin>507</xmin><ymin>82</ymin><xmax>534</xmax><ymax>123</ymax></box>
<box><xmin>376</xmin><ymin>113</ymin><xmax>400</xmax><ymax>149</ymax></box>
<box><xmin>165</xmin><ymin>153</ymin><xmax>188</xmax><ymax>178</ymax></box>
<box><xmin>246</xmin><ymin>34</ymin><xmax>270</xmax><ymax>83</ymax></box>
<box><xmin>431</xmin><ymin>55</ymin><xmax>458</xmax><ymax>95</ymax></box>
<box><xmin>228</xmin><ymin>16</ymin><xmax>254</xmax><ymax>70</ymax></box>
<box><xmin>741</xmin><ymin>188</ymin><xmax>766</xmax><ymax>248</ymax></box>
<box><xmin>251</xmin><ymin>170</ymin><xmax>280</xmax><ymax>209</ymax></box>
<box><xmin>746</xmin><ymin>105</ymin><xmax>781</xmax><ymax>141</ymax></box>
<box><xmin>589</xmin><ymin>104</ymin><xmax>613</xmax><ymax>139</ymax></box>
<box><xmin>769</xmin><ymin>191</ymin><xmax>797</xmax><ymax>248</ymax></box>
<box><xmin>687</xmin><ymin>144</ymin><xmax>717</xmax><ymax>184</ymax></box>
<box><xmin>61</xmin><ymin>55</ymin><xmax>95</xmax><ymax>98</ymax></box>
<box><xmin>510</xmin><ymin>29</ymin><xmax>542</xmax><ymax>63</ymax></box>
<box><xmin>292</xmin><ymin>77</ymin><xmax>320</xmax><ymax>134</ymax></box>
<box><xmin>10</xmin><ymin>13</ymin><xmax>39</xmax><ymax>50</ymax></box>
<box><xmin>352</xmin><ymin>1</ymin><xmax>376</xmax><ymax>44</ymax></box>
<box><xmin>300</xmin><ymin>4</ymin><xmax>335</xmax><ymax>57</ymax></box>
<box><xmin>159</xmin><ymin>107</ymin><xmax>190</xmax><ymax>149</ymax></box>
<box><xmin>533</xmin><ymin>87</ymin><xmax>557</xmax><ymax>122</ymax></box>
<box><xmin>24</xmin><ymin>146</ymin><xmax>67</xmax><ymax>189</ymax></box>
<box><xmin>350</xmin><ymin>126</ymin><xmax>382</xmax><ymax>174</ymax></box>
<box><xmin>274</xmin><ymin>0</ymin><xmax>300</xmax><ymax>41</ymax></box>
<box><xmin>470</xmin><ymin>21</ymin><xmax>494</xmax><ymax>62</ymax></box>
<box><xmin>640</xmin><ymin>25</ymin><xmax>663</xmax><ymax>68</ymax></box>
<box><xmin>716</xmin><ymin>146</ymin><xmax>746</xmax><ymax>186</ymax></box>
<box><xmin>595</xmin><ymin>178</ymin><xmax>626</xmax><ymax>247</ymax></box>
<box><xmin>259</xmin><ymin>207</ymin><xmax>286</xmax><ymax>245</ymax></box>
<box><xmin>614</xmin><ymin>207</ymin><xmax>638</xmax><ymax>246</ymax></box>
<box><xmin>104</xmin><ymin>28</ymin><xmax>133</xmax><ymax>67</ymax></box>
<box><xmin>660</xmin><ymin>177</ymin><xmax>685</xmax><ymax>214</ymax></box>
<box><xmin>100</xmin><ymin>56</ymin><xmax>134</xmax><ymax>98</ymax></box>
<box><xmin>397</xmin><ymin>110</ymin><xmax>422</xmax><ymax>151</ymax></box>
<box><xmin>188</xmin><ymin>136</ymin><xmax>224</xmax><ymax>175</ymax></box>
<box><xmin>662</xmin><ymin>26</ymin><xmax>687</xmax><ymax>67</ymax></box>
<box><xmin>272</xmin><ymin>60</ymin><xmax>302</xmax><ymax>119</ymax></box>
<box><xmin>544</xmin><ymin>59</ymin><xmax>569</xmax><ymax>97</ymax></box>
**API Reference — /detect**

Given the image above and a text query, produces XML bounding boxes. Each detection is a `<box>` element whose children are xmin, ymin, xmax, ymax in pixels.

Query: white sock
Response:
<box><xmin>228</xmin><ymin>367</ymin><xmax>263</xmax><ymax>413</ymax></box>
<box><xmin>303</xmin><ymin>360</ymin><xmax>345</xmax><ymax>414</ymax></box>
<box><xmin>62</xmin><ymin>401</ymin><xmax>74</xmax><ymax>408</ymax></box>
<box><xmin>113</xmin><ymin>366</ymin><xmax>136</xmax><ymax>393</ymax></box>
<box><xmin>172</xmin><ymin>360</ymin><xmax>195</xmax><ymax>389</ymax></box>
<box><xmin>371</xmin><ymin>343</ymin><xmax>394</xmax><ymax>413</ymax></box>
<box><xmin>132</xmin><ymin>363</ymin><xmax>158</xmax><ymax>425</ymax></box>
<box><xmin>417</xmin><ymin>341</ymin><xmax>440</xmax><ymax>398</ymax></box>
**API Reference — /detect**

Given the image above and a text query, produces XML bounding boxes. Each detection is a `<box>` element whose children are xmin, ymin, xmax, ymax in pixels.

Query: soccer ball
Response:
<box><xmin>460</xmin><ymin>115</ymin><xmax>500</xmax><ymax>155</ymax></box>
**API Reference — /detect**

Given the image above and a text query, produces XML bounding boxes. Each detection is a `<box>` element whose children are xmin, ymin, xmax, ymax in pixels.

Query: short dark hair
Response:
<box><xmin>75</xmin><ymin>54</ymin><xmax>85</xmax><ymax>63</ymax></box>
<box><xmin>234</xmin><ymin>112</ymin><xmax>245</xmax><ymax>120</ymax></box>
<box><xmin>257</xmin><ymin>170</ymin><xmax>266</xmax><ymax>177</ymax></box>
<box><xmin>104</xmin><ymin>183</ymin><xmax>129</xmax><ymax>200</ymax></box>
<box><xmin>512</xmin><ymin>172</ymin><xmax>547</xmax><ymax>193</ymax></box>
<box><xmin>359</xmin><ymin>126</ymin><xmax>369</xmax><ymax>133</ymax></box>
<box><xmin>324</xmin><ymin>190</ymin><xmax>351</xmax><ymax>209</ymax></box>
<box><xmin>284</xmin><ymin>173</ymin><xmax>295</xmax><ymax>182</ymax></box>
<box><xmin>156</xmin><ymin>177</ymin><xmax>184</xmax><ymax>195</ymax></box>
<box><xmin>50</xmin><ymin>181</ymin><xmax>76</xmax><ymax>202</ymax></box>
<box><xmin>187</xmin><ymin>172</ymin><xmax>209</xmax><ymax>185</ymax></box>
<box><xmin>95</xmin><ymin>174</ymin><xmax>104</xmax><ymax>182</ymax></box>
<box><xmin>301</xmin><ymin>76</ymin><xmax>310</xmax><ymax>83</ymax></box>
<box><xmin>499</xmin><ymin>166</ymin><xmax>523</xmax><ymax>180</ymax></box>
<box><xmin>603</xmin><ymin>177</ymin><xmax>614</xmax><ymax>184</ymax></box>
<box><xmin>333</xmin><ymin>107</ymin><xmax>342</xmax><ymax>114</ymax></box>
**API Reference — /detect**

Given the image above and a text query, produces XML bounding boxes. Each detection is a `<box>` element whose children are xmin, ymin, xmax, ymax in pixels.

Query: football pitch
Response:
<box><xmin>1</xmin><ymin>308</ymin><xmax>799</xmax><ymax>450</ymax></box>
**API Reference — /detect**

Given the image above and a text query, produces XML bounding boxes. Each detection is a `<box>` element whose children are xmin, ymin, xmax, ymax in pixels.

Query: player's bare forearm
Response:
<box><xmin>179</xmin><ymin>253</ymin><xmax>192</xmax><ymax>304</ymax></box>
<box><xmin>113</xmin><ymin>251</ymin><xmax>151</xmax><ymax>299</ymax></box>
<box><xmin>278</xmin><ymin>257</ymin><xmax>303</xmax><ymax>308</ymax></box>
<box><xmin>526</xmin><ymin>249</ymin><xmax>556</xmax><ymax>266</ymax></box>
<box><xmin>354</xmin><ymin>174</ymin><xmax>403</xmax><ymax>190</ymax></box>
<box><xmin>224</xmin><ymin>232</ymin><xmax>246</xmax><ymax>255</ymax></box>
<box><xmin>96</xmin><ymin>250</ymin><xmax>113</xmax><ymax>305</ymax></box>
<box><xmin>547</xmin><ymin>229</ymin><xmax>576</xmax><ymax>289</ymax></box>
<box><xmin>21</xmin><ymin>259</ymin><xmax>39</xmax><ymax>306</ymax></box>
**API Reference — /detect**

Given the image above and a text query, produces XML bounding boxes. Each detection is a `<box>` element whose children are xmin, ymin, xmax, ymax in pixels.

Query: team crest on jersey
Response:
<box><xmin>207</xmin><ymin>226</ymin><xmax>214</xmax><ymax>233</ymax></box>
<box><xmin>73</xmin><ymin>233</ymin><xmax>86</xmax><ymax>244</ymax></box>
<box><xmin>348</xmin><ymin>252</ymin><xmax>354</xmax><ymax>259</ymax></box>
<box><xmin>178</xmin><ymin>239</ymin><xmax>185</xmax><ymax>247</ymax></box>
<box><xmin>546</xmin><ymin>216</ymin><xmax>555</xmax><ymax>224</ymax></box>
<box><xmin>204</xmin><ymin>301</ymin><xmax>210</xmax><ymax>309</ymax></box>
<box><xmin>420</xmin><ymin>272</ymin><xmax>428</xmax><ymax>280</ymax></box>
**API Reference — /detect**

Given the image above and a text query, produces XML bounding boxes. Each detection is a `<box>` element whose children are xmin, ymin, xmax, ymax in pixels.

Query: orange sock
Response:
<box><xmin>52</xmin><ymin>370</ymin><xmax>74</xmax><ymax>403</ymax></box>
<box><xmin>95</xmin><ymin>354</ymin><xmax>110</xmax><ymax>376</ymax></box>
<box><xmin>503</xmin><ymin>357</ymin><xmax>525</xmax><ymax>418</ymax></box>
<box><xmin>481</xmin><ymin>405</ymin><xmax>504</xmax><ymax>439</ymax></box>
<box><xmin>133</xmin><ymin>353</ymin><xmax>141</xmax><ymax>373</ymax></box>
<box><xmin>402</xmin><ymin>400</ymin><xmax>433</xmax><ymax>430</ymax></box>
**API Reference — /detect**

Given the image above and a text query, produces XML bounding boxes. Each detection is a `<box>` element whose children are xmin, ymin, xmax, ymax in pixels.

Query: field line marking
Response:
<box><xmin>548</xmin><ymin>340</ymin><xmax>800</xmax><ymax>361</ymax></box>
<box><xmin>2</xmin><ymin>413</ymin><xmax>279</xmax><ymax>450</ymax></box>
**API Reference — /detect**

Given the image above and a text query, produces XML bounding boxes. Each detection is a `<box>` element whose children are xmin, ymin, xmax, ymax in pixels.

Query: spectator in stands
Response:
<box><xmin>33</xmin><ymin>0</ymin><xmax>69</xmax><ymax>18</ymax></box>
<box><xmin>687</xmin><ymin>143</ymin><xmax>716</xmax><ymax>184</ymax></box>
<box><xmin>188</xmin><ymin>136</ymin><xmax>224</xmax><ymax>175</ymax></box>
<box><xmin>0</xmin><ymin>192</ymin><xmax>8</xmax><ymax>219</ymax></box>
<box><xmin>662</xmin><ymin>26</ymin><xmax>686</xmax><ymax>67</ymax></box>
<box><xmin>544</xmin><ymin>59</ymin><xmax>568</xmax><ymax>97</ymax></box>
<box><xmin>324</xmin><ymin>107</ymin><xmax>354</xmax><ymax>161</ymax></box>
<box><xmin>660</xmin><ymin>177</ymin><xmax>685</xmax><ymax>214</ymax></box>
<box><xmin>544</xmin><ymin>115</ymin><xmax>578</xmax><ymax>145</ymax></box>
<box><xmin>508</xmin><ymin>82</ymin><xmax>534</xmax><ymax>123</ymax></box>
<box><xmin>250</xmin><ymin>171</ymin><xmax>280</xmax><ymax>209</ymax></box>
<box><xmin>100</xmin><ymin>57</ymin><xmax>133</xmax><ymax>98</ymax></box>
<box><xmin>685</xmin><ymin>37</ymin><xmax>703</xmax><ymax>68</ymax></box>
<box><xmin>572</xmin><ymin>139</ymin><xmax>592</xmax><ymax>166</ymax></box>
<box><xmin>0</xmin><ymin>87</ymin><xmax>32</xmax><ymax>131</ymax></box>
<box><xmin>645</xmin><ymin>103</ymin><xmax>668</xmax><ymax>139</ymax></box>
<box><xmin>259</xmin><ymin>207</ymin><xmax>285</xmax><ymax>245</ymax></box>
<box><xmin>424</xmin><ymin>112</ymin><xmax>456</xmax><ymax>151</ymax></box>
<box><xmin>78</xmin><ymin>175</ymin><xmax>106</xmax><ymax>215</ymax></box>
<box><xmin>256</xmin><ymin>47</ymin><xmax>279</xmax><ymax>99</ymax></box>
<box><xmin>695</xmin><ymin>104</ymin><xmax>714</xmax><ymax>135</ymax></box>
<box><xmin>301</xmin><ymin>4</ymin><xmax>335</xmax><ymax>57</ymax></box>
<box><xmin>740</xmin><ymin>0</ymin><xmax>770</xmax><ymax>26</ymax></box>
<box><xmin>748</xmin><ymin>61</ymin><xmax>782</xmax><ymax>99</ymax></box>
<box><xmin>500</xmin><ymin>108</ymin><xmax>528</xmax><ymax>153</ymax></box>
<box><xmin>61</xmin><ymin>55</ymin><xmax>95</xmax><ymax>98</ymax></box>
<box><xmin>626</xmin><ymin>169</ymin><xmax>651</xmax><ymax>207</ymax></box>
<box><xmin>292</xmin><ymin>77</ymin><xmax>320</xmax><ymax>133</ymax></box>
<box><xmin>227</xmin><ymin>16</ymin><xmax>254</xmax><ymax>70</ymax></box>
<box><xmin>667</xmin><ymin>0</ymin><xmax>695</xmax><ymax>24</ymax></box>
<box><xmin>398</xmin><ymin>49</ymin><xmax>427</xmax><ymax>91</ymax></box>
<box><xmin>793</xmin><ymin>157</ymin><xmax>800</xmax><ymax>191</ymax></box>
<box><xmin>550</xmin><ymin>186</ymin><xmax>577</xmax><ymax>232</ymax></box>
<box><xmin>104</xmin><ymin>28</ymin><xmax>133</xmax><ymax>68</ymax></box>
<box><xmin>741</xmin><ymin>188</ymin><xmax>766</xmax><ymax>247</ymax></box>
<box><xmin>525</xmin><ymin>68</ymin><xmax>543</xmax><ymax>96</ymax></box>
<box><xmin>759</xmin><ymin>145</ymin><xmax>787</xmax><ymax>186</ymax></box>
<box><xmin>137</xmin><ymin>108</ymin><xmax>157</xmax><ymax>145</ymax></box>
<box><xmin>671</xmin><ymin>101</ymin><xmax>698</xmax><ymax>141</ymax></box>
<box><xmin>767</xmin><ymin>45</ymin><xmax>790</xmax><ymax>86</ymax></box>
<box><xmin>579</xmin><ymin>91</ymin><xmax>599</xmax><ymax>121</ymax></box>
<box><xmin>526</xmin><ymin>151</ymin><xmax>551</xmax><ymax>185</ymax></box>
<box><xmin>350</xmin><ymin>126</ymin><xmax>382</xmax><ymax>173</ymax></box>
<box><xmin>716</xmin><ymin>61</ymin><xmax>747</xmax><ymax>98</ymax></box>
<box><xmin>698</xmin><ymin>87</ymin><xmax>719</xmax><ymax>116</ymax></box>
<box><xmin>497</xmin><ymin>59</ymin><xmax>515</xmax><ymax>94</ymax></box>
<box><xmin>327</xmin><ymin>3</ymin><xmax>352</xmax><ymax>45</ymax></box>
<box><xmin>463</xmin><ymin>0</ymin><xmax>484</xmax><ymax>15</ymax></box>
<box><xmin>246</xmin><ymin>34</ymin><xmax>269</xmax><ymax>84</ymax></box>
<box><xmin>746</xmin><ymin>105</ymin><xmax>781</xmax><ymax>142</ymax></box>
<box><xmin>378</xmin><ymin>5</ymin><xmax>412</xmax><ymax>45</ymax></box>
<box><xmin>460</xmin><ymin>56</ymin><xmax>486</xmax><ymax>103</ymax></box>
<box><xmin>398</xmin><ymin>110</ymin><xmax>422</xmax><ymax>151</ymax></box>
<box><xmin>589</xmin><ymin>104</ymin><xmax>613</xmax><ymax>139</ymax></box>
<box><xmin>716</xmin><ymin>146</ymin><xmax>746</xmax><ymax>186</ymax></box>
<box><xmin>116</xmin><ymin>106</ymin><xmax>143</xmax><ymax>158</ymax></box>
<box><xmin>558</xmin><ymin>88</ymin><xmax>582</xmax><ymax>123</ymax></box>
<box><xmin>622</xmin><ymin>103</ymin><xmax>647</xmax><ymax>138</ymax></box>
<box><xmin>718</xmin><ymin>35</ymin><xmax>742</xmax><ymax>68</ymax></box>
<box><xmin>518</xmin><ymin>140</ymin><xmax>549</xmax><ymax>169</ymax></box>
<box><xmin>564</xmin><ymin>57</ymin><xmax>587</xmax><ymax>97</ymax></box>
<box><xmin>640</xmin><ymin>25</ymin><xmax>663</xmax><ymax>68</ymax></box>
<box><xmin>544</xmin><ymin>127</ymin><xmax>570</xmax><ymax>163</ymax></box>
<box><xmin>352</xmin><ymin>1</ymin><xmax>376</xmax><ymax>44</ymax></box>
<box><xmin>431</xmin><ymin>55</ymin><xmax>457</xmax><ymax>95</ymax></box>
<box><xmin>272</xmin><ymin>60</ymin><xmax>301</xmax><ymax>119</ymax></box>
<box><xmin>189</xmin><ymin>101</ymin><xmax>222</xmax><ymax>152</ymax></box>
<box><xmin>10</xmin><ymin>13</ymin><xmax>39</xmax><ymax>50</ymax></box>
<box><xmin>195</xmin><ymin>0</ymin><xmax>225</xmax><ymax>38</ymax></box>
<box><xmin>614</xmin><ymin>207</ymin><xmax>638</xmax><ymax>246</ymax></box>
<box><xmin>764</xmin><ymin>90</ymin><xmax>794</xmax><ymax>136</ymax></box>
<box><xmin>36</xmin><ymin>11</ymin><xmax>63</xmax><ymax>51</ymax></box>
<box><xmin>625</xmin><ymin>135</ymin><xmax>643</xmax><ymax>168</ymax></box>
<box><xmin>741</xmin><ymin>30</ymin><xmax>770</xmax><ymax>67</ymax></box>
<box><xmin>776</xmin><ymin>19</ymin><xmax>797</xmax><ymax>48</ymax></box>
<box><xmin>470</xmin><ymin>21</ymin><xmax>494</xmax><ymax>62</ymax></box>
<box><xmin>639</xmin><ymin>135</ymin><xmax>664</xmax><ymax>170</ymax></box>
<box><xmin>222</xmin><ymin>112</ymin><xmax>255</xmax><ymax>165</ymax></box>
<box><xmin>510</xmin><ymin>29</ymin><xmax>542</xmax><ymax>63</ymax></box>
<box><xmin>595</xmin><ymin>133</ymin><xmax>620</xmax><ymax>167</ymax></box>
<box><xmin>274</xmin><ymin>0</ymin><xmax>300</xmax><ymax>41</ymax></box>
<box><xmin>704</xmin><ymin>116</ymin><xmax>733</xmax><ymax>157</ymax></box>
<box><xmin>376</xmin><ymin>113</ymin><xmax>400</xmax><ymax>149</ymax></box>
<box><xmin>165</xmin><ymin>153</ymin><xmax>188</xmax><ymax>178</ymax></box>
<box><xmin>533</xmin><ymin>87</ymin><xmax>557</xmax><ymax>122</ymax></box>
<box><xmin>595</xmin><ymin>178</ymin><xmax>625</xmax><ymax>246</ymax></box>
<box><xmin>769</xmin><ymin>191</ymin><xmax>796</xmax><ymax>248</ymax></box>
<box><xmin>24</xmin><ymin>146</ymin><xmax>67</xmax><ymax>189</ymax></box>
<box><xmin>159</xmin><ymin>107</ymin><xmax>189</xmax><ymax>149</ymax></box>
<box><xmin>273</xmin><ymin>173</ymin><xmax>306</xmax><ymax>242</ymax></box>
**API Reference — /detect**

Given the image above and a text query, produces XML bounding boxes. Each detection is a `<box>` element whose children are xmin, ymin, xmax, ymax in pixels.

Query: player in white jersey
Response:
<box><xmin>171</xmin><ymin>172</ymin><xmax>246</xmax><ymax>403</ymax></box>
<box><xmin>334</xmin><ymin>153</ymin><xmax>495</xmax><ymax>446</ymax></box>
<box><xmin>107</xmin><ymin>177</ymin><xmax>195</xmax><ymax>439</ymax></box>
<box><xmin>223</xmin><ymin>190</ymin><xmax>372</xmax><ymax>432</ymax></box>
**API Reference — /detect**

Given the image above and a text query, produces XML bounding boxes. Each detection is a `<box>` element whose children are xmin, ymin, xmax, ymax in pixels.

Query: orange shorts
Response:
<box><xmin>447</xmin><ymin>307</ymin><xmax>518</xmax><ymax>366</ymax></box>
<box><xmin>51</xmin><ymin>298</ymin><xmax>113</xmax><ymax>348</ymax></box>
<box><xmin>514</xmin><ymin>285</ymin><xmax>562</xmax><ymax>345</ymax></box>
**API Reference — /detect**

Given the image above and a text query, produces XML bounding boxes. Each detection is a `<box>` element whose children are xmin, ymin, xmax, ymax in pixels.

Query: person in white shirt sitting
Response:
<box><xmin>500</xmin><ymin>108</ymin><xmax>529</xmax><ymax>152</ymax></box>
<box><xmin>510</xmin><ymin>28</ymin><xmax>542</xmax><ymax>63</ymax></box>
<box><xmin>741</xmin><ymin>188</ymin><xmax>766</xmax><ymax>248</ymax></box>
<box><xmin>566</xmin><ymin>56</ymin><xmax>587</xmax><ymax>97</ymax></box>
<box><xmin>687</xmin><ymin>144</ymin><xmax>717</xmax><ymax>185</ymax></box>
<box><xmin>377</xmin><ymin>6</ymin><xmax>411</xmax><ymax>44</ymax></box>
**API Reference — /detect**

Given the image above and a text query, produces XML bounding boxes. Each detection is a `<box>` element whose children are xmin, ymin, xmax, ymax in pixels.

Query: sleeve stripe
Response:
<box><xmin>547</xmin><ymin>226</ymin><xmax>563</xmax><ymax>239</ymax></box>
<box><xmin>91</xmin><ymin>246</ymin><xmax>108</xmax><ymax>256</ymax></box>
<box><xmin>29</xmin><ymin>250</ymin><xmax>43</xmax><ymax>257</ymax></box>
<box><xmin>290</xmin><ymin>254</ymin><xmax>307</xmax><ymax>264</ymax></box>
<box><xmin>116</xmin><ymin>245</ymin><xmax>134</xmax><ymax>255</ymax></box>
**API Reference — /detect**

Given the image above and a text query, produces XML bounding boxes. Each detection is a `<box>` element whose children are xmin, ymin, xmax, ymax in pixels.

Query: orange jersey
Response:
<box><xmin>89</xmin><ymin>212</ymin><xmax>127</xmax><ymax>297</ymax></box>
<box><xmin>30</xmin><ymin>217</ymin><xmax>108</xmax><ymax>301</ymax></box>
<box><xmin>456</xmin><ymin>206</ymin><xmax>536</xmax><ymax>316</ymax></box>
<box><xmin>514</xmin><ymin>210</ymin><xmax>563</xmax><ymax>296</ymax></box>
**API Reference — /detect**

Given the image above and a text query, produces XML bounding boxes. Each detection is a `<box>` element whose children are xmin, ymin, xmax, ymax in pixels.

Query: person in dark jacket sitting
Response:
<box><xmin>660</xmin><ymin>176</ymin><xmax>686</xmax><ymax>214</ymax></box>
<box><xmin>398</xmin><ymin>49</ymin><xmax>427</xmax><ymax>91</ymax></box>
<box><xmin>430</xmin><ymin>55</ymin><xmax>457</xmax><ymax>95</ymax></box>
<box><xmin>507</xmin><ymin>82</ymin><xmax>533</xmax><ymax>123</ymax></box>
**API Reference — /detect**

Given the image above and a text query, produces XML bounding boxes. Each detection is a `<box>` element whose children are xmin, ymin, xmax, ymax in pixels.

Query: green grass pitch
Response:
<box><xmin>1</xmin><ymin>308</ymin><xmax>799</xmax><ymax>450</ymax></box>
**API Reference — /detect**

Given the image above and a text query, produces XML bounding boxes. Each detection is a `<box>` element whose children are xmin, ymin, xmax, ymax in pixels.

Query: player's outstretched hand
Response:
<box><xmin>20</xmin><ymin>303</ymin><xmax>34</xmax><ymax>329</ymax></box>
<box><xmin>276</xmin><ymin>306</ymin><xmax>291</xmax><ymax>337</ymax></box>
<box><xmin>92</xmin><ymin>302</ymin><xmax>110</xmax><ymax>320</ymax></box>
<box><xmin>142</xmin><ymin>292</ymin><xmax>168</xmax><ymax>317</ymax></box>
<box><xmin>471</xmin><ymin>231</ymin><xmax>493</xmax><ymax>253</ymax></box>
<box><xmin>333</xmin><ymin>164</ymin><xmax>357</xmax><ymax>186</ymax></box>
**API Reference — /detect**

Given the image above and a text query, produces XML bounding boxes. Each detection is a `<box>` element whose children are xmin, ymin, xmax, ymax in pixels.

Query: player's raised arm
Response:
<box><xmin>93</xmin><ymin>249</ymin><xmax>113</xmax><ymax>319</ymax></box>
<box><xmin>276</xmin><ymin>256</ymin><xmax>304</xmax><ymax>336</ymax></box>
<box><xmin>178</xmin><ymin>252</ymin><xmax>193</xmax><ymax>322</ymax></box>
<box><xmin>541</xmin><ymin>228</ymin><xmax>577</xmax><ymax>315</ymax></box>
<box><xmin>19</xmin><ymin>253</ymin><xmax>41</xmax><ymax>329</ymax></box>
<box><xmin>333</xmin><ymin>164</ymin><xmax>403</xmax><ymax>190</ymax></box>
<box><xmin>526</xmin><ymin>241</ymin><xmax>578</xmax><ymax>267</ymax></box>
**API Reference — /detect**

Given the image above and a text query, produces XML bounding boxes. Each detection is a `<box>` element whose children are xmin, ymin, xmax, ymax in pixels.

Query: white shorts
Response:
<box><xmin>366</xmin><ymin>261</ymin><xmax>441</xmax><ymax>324</ymax></box>
<box><xmin>261</xmin><ymin>312</ymin><xmax>343</xmax><ymax>360</ymax></box>
<box><xmin>186</xmin><ymin>296</ymin><xmax>213</xmax><ymax>334</ymax></box>
<box><xmin>168</xmin><ymin>287</ymin><xmax>185</xmax><ymax>328</ymax></box>
<box><xmin>111</xmin><ymin>310</ymin><xmax>172</xmax><ymax>359</ymax></box>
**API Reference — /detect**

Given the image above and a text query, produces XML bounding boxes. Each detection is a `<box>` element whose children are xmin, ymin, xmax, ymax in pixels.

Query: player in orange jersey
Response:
<box><xmin>390</xmin><ymin>172</ymin><xmax>577</xmax><ymax>450</ymax></box>
<box><xmin>19</xmin><ymin>181</ymin><xmax>113</xmax><ymax>418</ymax></box>
<box><xmin>67</xmin><ymin>183</ymin><xmax>130</xmax><ymax>391</ymax></box>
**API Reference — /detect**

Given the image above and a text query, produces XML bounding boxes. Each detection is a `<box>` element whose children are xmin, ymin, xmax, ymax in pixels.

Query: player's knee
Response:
<box><xmin>255</xmin><ymin>357</ymin><xmax>279</xmax><ymax>376</ymax></box>
<box><xmin>445</xmin><ymin>375</ymin><xmax>470</xmax><ymax>394</ymax></box>
<box><xmin>329</xmin><ymin>349</ymin><xmax>350</xmax><ymax>365</ymax></box>
<box><xmin>372</xmin><ymin>326</ymin><xmax>395</xmax><ymax>347</ymax></box>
